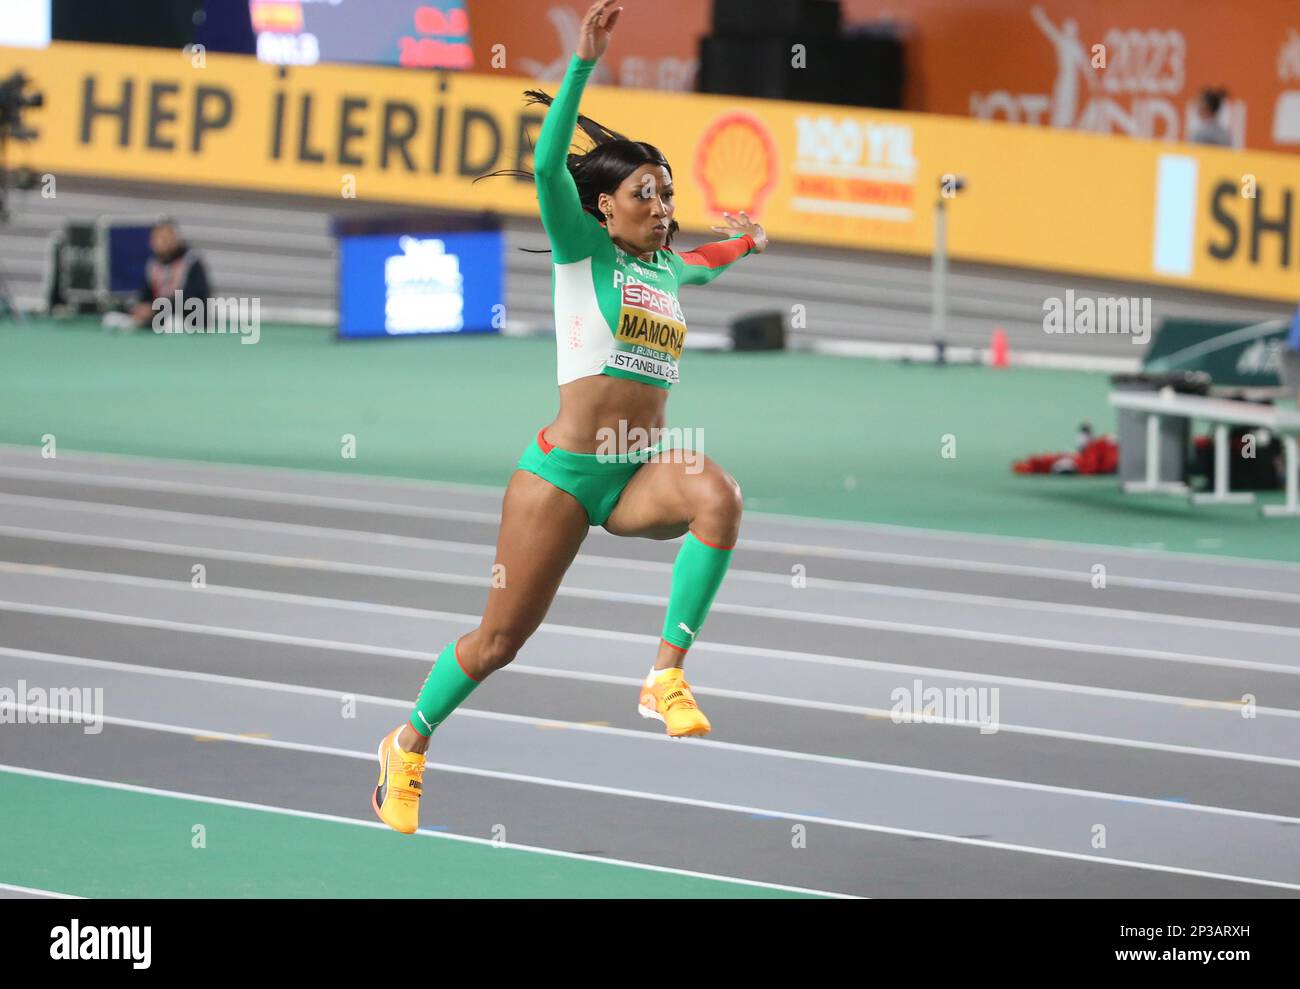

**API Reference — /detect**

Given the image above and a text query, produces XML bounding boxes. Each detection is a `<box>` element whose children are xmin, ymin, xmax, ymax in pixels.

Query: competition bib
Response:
<box><xmin>606</xmin><ymin>281</ymin><xmax>687</xmax><ymax>385</ymax></box>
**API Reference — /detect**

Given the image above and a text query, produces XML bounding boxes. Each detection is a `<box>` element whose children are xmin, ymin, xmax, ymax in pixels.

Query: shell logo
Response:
<box><xmin>693</xmin><ymin>112</ymin><xmax>779</xmax><ymax>216</ymax></box>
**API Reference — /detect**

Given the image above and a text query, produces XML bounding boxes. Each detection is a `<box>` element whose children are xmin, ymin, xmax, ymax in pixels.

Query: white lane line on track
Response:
<box><xmin>0</xmin><ymin>882</ymin><xmax>83</xmax><ymax>899</ymax></box>
<box><xmin>739</xmin><ymin>538</ymin><xmax>1300</xmax><ymax>604</ymax></box>
<box><xmin>3</xmin><ymin>445</ymin><xmax>1298</xmax><ymax>576</ymax></box>
<box><xmin>0</xmin><ymin>465</ymin><xmax>505</xmax><ymax>521</ymax></box>
<box><xmin>6</xmin><ymin>648</ymin><xmax>1300</xmax><ymax>817</ymax></box>
<box><xmin>4</xmin><ymin>599</ymin><xmax>1294</xmax><ymax>717</ymax></box>
<box><xmin>7</xmin><ymin>522</ymin><xmax>1300</xmax><ymax>637</ymax></box>
<box><xmin>750</xmin><ymin>503</ymin><xmax>1300</xmax><ymax>570</ymax></box>
<box><xmin>2</xmin><ymin>560</ymin><xmax>1296</xmax><ymax>676</ymax></box>
<box><xmin>3</xmin><ymin>728</ymin><xmax>1296</xmax><ymax>893</ymax></box>
<box><xmin>492</xmin><ymin>663</ymin><xmax>1300</xmax><ymax>721</ymax></box>
<box><xmin>0</xmin><ymin>445</ymin><xmax>509</xmax><ymax>496</ymax></box>
<box><xmin>3</xmin><ymin>480</ymin><xmax>1299</xmax><ymax>603</ymax></box>
<box><xmin>0</xmin><ymin>765</ymin><xmax>854</xmax><ymax>899</ymax></box>
<box><xmin>6</xmin><ymin>644</ymin><xmax>1299</xmax><ymax>769</ymax></box>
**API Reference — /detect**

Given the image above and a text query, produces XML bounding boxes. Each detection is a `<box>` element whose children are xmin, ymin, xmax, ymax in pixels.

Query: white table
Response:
<box><xmin>1108</xmin><ymin>390</ymin><xmax>1300</xmax><ymax>517</ymax></box>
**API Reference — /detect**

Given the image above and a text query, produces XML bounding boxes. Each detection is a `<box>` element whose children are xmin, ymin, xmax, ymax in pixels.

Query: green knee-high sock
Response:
<box><xmin>661</xmin><ymin>532</ymin><xmax>734</xmax><ymax>651</ymax></box>
<box><xmin>409</xmin><ymin>639</ymin><xmax>480</xmax><ymax>737</ymax></box>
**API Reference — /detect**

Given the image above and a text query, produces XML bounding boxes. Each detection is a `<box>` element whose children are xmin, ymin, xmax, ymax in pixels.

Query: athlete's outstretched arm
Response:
<box><xmin>533</xmin><ymin>1</ymin><xmax>622</xmax><ymax>262</ymax></box>
<box><xmin>675</xmin><ymin>211</ymin><xmax>768</xmax><ymax>286</ymax></box>
<box><xmin>533</xmin><ymin>57</ymin><xmax>598</xmax><ymax>260</ymax></box>
<box><xmin>675</xmin><ymin>235</ymin><xmax>756</xmax><ymax>286</ymax></box>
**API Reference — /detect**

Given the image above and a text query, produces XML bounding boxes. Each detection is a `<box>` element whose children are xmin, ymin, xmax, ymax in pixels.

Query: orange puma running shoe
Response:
<box><xmin>637</xmin><ymin>667</ymin><xmax>711</xmax><ymax>737</ymax></box>
<box><xmin>372</xmin><ymin>725</ymin><xmax>426</xmax><ymax>834</ymax></box>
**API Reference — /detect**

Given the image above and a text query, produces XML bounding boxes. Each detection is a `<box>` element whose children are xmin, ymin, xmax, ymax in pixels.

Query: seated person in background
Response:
<box><xmin>129</xmin><ymin>219</ymin><xmax>210</xmax><ymax>329</ymax></box>
<box><xmin>1190</xmin><ymin>88</ymin><xmax>1233</xmax><ymax>147</ymax></box>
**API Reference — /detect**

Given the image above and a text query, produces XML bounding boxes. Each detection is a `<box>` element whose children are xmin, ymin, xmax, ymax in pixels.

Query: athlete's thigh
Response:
<box><xmin>480</xmin><ymin>470</ymin><xmax>591</xmax><ymax>636</ymax></box>
<box><xmin>602</xmin><ymin>454</ymin><xmax>731</xmax><ymax>540</ymax></box>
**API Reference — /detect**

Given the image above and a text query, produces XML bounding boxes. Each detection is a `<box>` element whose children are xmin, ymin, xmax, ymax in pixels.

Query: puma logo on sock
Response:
<box><xmin>677</xmin><ymin>622</ymin><xmax>697</xmax><ymax>640</ymax></box>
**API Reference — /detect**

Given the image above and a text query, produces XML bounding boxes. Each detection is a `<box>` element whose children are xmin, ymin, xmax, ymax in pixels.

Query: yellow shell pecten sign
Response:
<box><xmin>692</xmin><ymin>112</ymin><xmax>779</xmax><ymax>216</ymax></box>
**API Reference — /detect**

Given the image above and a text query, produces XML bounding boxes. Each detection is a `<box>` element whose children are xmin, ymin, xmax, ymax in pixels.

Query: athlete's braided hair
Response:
<box><xmin>477</xmin><ymin>89</ymin><xmax>680</xmax><ymax>248</ymax></box>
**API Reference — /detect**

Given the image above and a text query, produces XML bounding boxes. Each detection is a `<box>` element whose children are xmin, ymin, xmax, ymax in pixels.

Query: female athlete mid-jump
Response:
<box><xmin>374</xmin><ymin>0</ymin><xmax>767</xmax><ymax>833</ymax></box>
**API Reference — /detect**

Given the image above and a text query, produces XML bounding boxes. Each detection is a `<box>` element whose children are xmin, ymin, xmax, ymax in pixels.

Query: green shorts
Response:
<box><xmin>516</xmin><ymin>427</ymin><xmax>661</xmax><ymax>526</ymax></box>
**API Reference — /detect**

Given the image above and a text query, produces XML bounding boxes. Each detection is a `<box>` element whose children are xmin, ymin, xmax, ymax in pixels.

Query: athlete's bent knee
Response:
<box><xmin>697</xmin><ymin>471</ymin><xmax>743</xmax><ymax>525</ymax></box>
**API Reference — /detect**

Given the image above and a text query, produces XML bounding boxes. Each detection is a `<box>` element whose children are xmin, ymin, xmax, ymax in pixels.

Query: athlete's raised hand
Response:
<box><xmin>576</xmin><ymin>0</ymin><xmax>623</xmax><ymax>62</ymax></box>
<box><xmin>711</xmin><ymin>211</ymin><xmax>768</xmax><ymax>253</ymax></box>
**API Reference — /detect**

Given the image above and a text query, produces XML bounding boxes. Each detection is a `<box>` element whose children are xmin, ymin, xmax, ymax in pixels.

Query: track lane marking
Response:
<box><xmin>3</xmin><ymin>597</ymin><xmax>1299</xmax><ymax>713</ymax></box>
<box><xmin>6</xmin><ymin>652</ymin><xmax>1300</xmax><ymax>817</ymax></box>
<box><xmin>5</xmin><ymin>522</ymin><xmax>1300</xmax><ymax>635</ymax></box>
<box><xmin>3</xmin><ymin>484</ymin><xmax>1299</xmax><ymax>601</ymax></box>
<box><xmin>6</xmin><ymin>644</ymin><xmax>1299</xmax><ymax>768</ymax></box>
<box><xmin>3</xmin><ymin>562</ymin><xmax>1297</xmax><ymax>676</ymax></box>
<box><xmin>2</xmin><ymin>444</ymin><xmax>1298</xmax><ymax>578</ymax></box>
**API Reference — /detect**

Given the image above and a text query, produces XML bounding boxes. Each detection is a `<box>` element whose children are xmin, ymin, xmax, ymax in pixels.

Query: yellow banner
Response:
<box><xmin>5</xmin><ymin>42</ymin><xmax>1298</xmax><ymax>303</ymax></box>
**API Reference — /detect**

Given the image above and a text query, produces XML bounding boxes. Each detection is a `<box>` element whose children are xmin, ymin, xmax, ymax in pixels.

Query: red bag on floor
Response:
<box><xmin>1014</xmin><ymin>436</ymin><xmax>1118</xmax><ymax>474</ymax></box>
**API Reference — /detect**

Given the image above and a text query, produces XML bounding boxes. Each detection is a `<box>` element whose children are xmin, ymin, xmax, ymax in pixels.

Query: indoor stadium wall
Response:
<box><xmin>2</xmin><ymin>175</ymin><xmax>1289</xmax><ymax>367</ymax></box>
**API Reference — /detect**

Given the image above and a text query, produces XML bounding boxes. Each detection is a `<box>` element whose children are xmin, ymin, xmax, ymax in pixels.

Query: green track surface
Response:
<box><xmin>1</xmin><ymin>317</ymin><xmax>1297</xmax><ymax>562</ymax></box>
<box><xmin>0</xmin><ymin>771</ymin><xmax>817</xmax><ymax>898</ymax></box>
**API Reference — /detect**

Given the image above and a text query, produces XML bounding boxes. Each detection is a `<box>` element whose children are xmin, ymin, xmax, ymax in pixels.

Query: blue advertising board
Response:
<box><xmin>337</xmin><ymin>229</ymin><xmax>503</xmax><ymax>339</ymax></box>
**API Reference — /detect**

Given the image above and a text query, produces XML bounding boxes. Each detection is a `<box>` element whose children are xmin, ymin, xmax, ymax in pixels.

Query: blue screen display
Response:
<box><xmin>337</xmin><ymin>230</ymin><xmax>503</xmax><ymax>339</ymax></box>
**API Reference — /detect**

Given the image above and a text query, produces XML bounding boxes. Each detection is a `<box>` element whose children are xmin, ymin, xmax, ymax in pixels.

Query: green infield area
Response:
<box><xmin>1</xmin><ymin>317</ymin><xmax>1296</xmax><ymax>562</ymax></box>
<box><xmin>0</xmin><ymin>771</ymin><xmax>821</xmax><ymax>898</ymax></box>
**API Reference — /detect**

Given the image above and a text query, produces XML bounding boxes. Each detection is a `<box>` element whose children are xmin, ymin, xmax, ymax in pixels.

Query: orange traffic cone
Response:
<box><xmin>990</xmin><ymin>326</ymin><xmax>1009</xmax><ymax>368</ymax></box>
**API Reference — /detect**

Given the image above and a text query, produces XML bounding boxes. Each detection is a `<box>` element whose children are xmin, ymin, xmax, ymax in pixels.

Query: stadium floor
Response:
<box><xmin>3</xmin><ymin>318</ymin><xmax>1299</xmax><ymax>562</ymax></box>
<box><xmin>1</xmin><ymin>447</ymin><xmax>1299</xmax><ymax>898</ymax></box>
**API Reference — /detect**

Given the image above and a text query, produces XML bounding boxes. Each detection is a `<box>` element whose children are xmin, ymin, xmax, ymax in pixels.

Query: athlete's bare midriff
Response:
<box><xmin>544</xmin><ymin>373</ymin><xmax>667</xmax><ymax>454</ymax></box>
